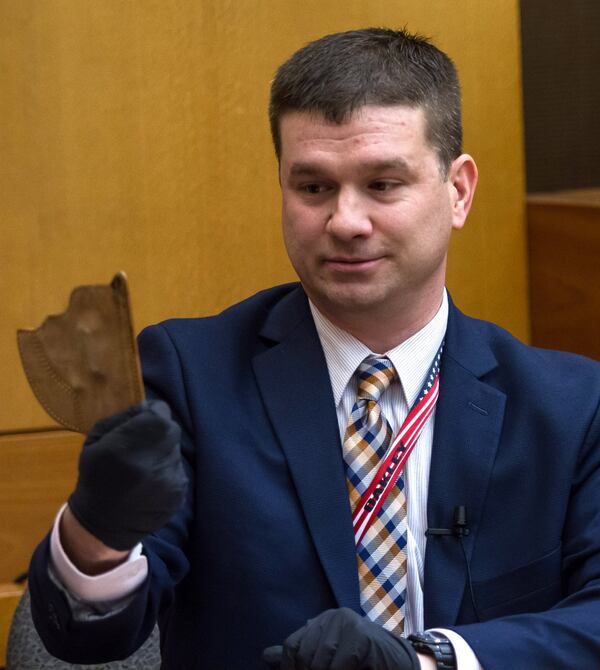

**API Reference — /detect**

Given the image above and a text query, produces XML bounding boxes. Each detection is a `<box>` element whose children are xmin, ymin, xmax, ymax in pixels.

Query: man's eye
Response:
<box><xmin>301</xmin><ymin>183</ymin><xmax>326</xmax><ymax>194</ymax></box>
<box><xmin>369</xmin><ymin>180</ymin><xmax>400</xmax><ymax>192</ymax></box>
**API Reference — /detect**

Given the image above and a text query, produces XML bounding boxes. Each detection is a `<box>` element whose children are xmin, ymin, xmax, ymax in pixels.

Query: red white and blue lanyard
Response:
<box><xmin>352</xmin><ymin>341</ymin><xmax>444</xmax><ymax>546</ymax></box>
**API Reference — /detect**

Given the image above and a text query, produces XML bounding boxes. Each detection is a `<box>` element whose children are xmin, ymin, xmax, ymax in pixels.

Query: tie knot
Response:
<box><xmin>356</xmin><ymin>356</ymin><xmax>396</xmax><ymax>402</ymax></box>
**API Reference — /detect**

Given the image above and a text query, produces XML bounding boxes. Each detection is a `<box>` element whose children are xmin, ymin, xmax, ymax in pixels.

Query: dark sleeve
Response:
<box><xmin>452</xmin><ymin>399</ymin><xmax>600</xmax><ymax>670</ymax></box>
<box><xmin>28</xmin><ymin>323</ymin><xmax>195</xmax><ymax>664</ymax></box>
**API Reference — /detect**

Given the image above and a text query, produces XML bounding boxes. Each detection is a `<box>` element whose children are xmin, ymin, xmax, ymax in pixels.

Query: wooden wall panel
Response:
<box><xmin>0</xmin><ymin>431</ymin><xmax>81</xmax><ymax>583</ymax></box>
<box><xmin>528</xmin><ymin>190</ymin><xmax>600</xmax><ymax>360</ymax></box>
<box><xmin>1</xmin><ymin>0</ymin><xmax>528</xmax><ymax>432</ymax></box>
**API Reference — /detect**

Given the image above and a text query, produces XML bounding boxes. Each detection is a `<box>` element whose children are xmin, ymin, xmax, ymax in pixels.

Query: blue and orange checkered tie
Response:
<box><xmin>342</xmin><ymin>356</ymin><xmax>407</xmax><ymax>635</ymax></box>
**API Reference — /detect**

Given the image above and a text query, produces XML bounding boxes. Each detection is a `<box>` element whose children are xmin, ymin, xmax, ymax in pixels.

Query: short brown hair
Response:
<box><xmin>269</xmin><ymin>27</ymin><xmax>462</xmax><ymax>177</ymax></box>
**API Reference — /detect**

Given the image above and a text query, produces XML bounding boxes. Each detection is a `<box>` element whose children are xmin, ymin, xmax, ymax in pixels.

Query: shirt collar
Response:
<box><xmin>309</xmin><ymin>290</ymin><xmax>448</xmax><ymax>408</ymax></box>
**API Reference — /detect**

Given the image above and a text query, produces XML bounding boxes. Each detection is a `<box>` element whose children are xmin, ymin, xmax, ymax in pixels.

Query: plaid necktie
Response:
<box><xmin>342</xmin><ymin>356</ymin><xmax>407</xmax><ymax>634</ymax></box>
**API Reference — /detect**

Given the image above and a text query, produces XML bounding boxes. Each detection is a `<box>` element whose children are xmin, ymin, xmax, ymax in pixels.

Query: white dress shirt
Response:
<box><xmin>50</xmin><ymin>287</ymin><xmax>482</xmax><ymax>667</ymax></box>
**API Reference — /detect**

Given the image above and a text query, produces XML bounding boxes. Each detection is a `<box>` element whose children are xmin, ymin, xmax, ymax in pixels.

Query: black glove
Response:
<box><xmin>68</xmin><ymin>399</ymin><xmax>188</xmax><ymax>550</ymax></box>
<box><xmin>262</xmin><ymin>608</ymin><xmax>419</xmax><ymax>670</ymax></box>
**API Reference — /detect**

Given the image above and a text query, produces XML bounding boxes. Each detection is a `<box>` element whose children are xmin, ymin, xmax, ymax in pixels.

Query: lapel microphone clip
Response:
<box><xmin>425</xmin><ymin>505</ymin><xmax>480</xmax><ymax>622</ymax></box>
<box><xmin>426</xmin><ymin>505</ymin><xmax>470</xmax><ymax>537</ymax></box>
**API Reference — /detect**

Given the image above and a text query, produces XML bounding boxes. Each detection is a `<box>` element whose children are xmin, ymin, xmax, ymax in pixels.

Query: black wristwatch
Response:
<box><xmin>408</xmin><ymin>631</ymin><xmax>456</xmax><ymax>669</ymax></box>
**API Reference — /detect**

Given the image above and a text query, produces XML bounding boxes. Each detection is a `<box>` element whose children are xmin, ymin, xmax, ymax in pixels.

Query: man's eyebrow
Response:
<box><xmin>288</xmin><ymin>158</ymin><xmax>414</xmax><ymax>177</ymax></box>
<box><xmin>361</xmin><ymin>158</ymin><xmax>413</xmax><ymax>172</ymax></box>
<box><xmin>289</xmin><ymin>163</ymin><xmax>326</xmax><ymax>177</ymax></box>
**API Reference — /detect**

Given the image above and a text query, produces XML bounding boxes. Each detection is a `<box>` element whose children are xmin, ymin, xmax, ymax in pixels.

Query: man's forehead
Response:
<box><xmin>278</xmin><ymin>104</ymin><xmax>430</xmax><ymax>167</ymax></box>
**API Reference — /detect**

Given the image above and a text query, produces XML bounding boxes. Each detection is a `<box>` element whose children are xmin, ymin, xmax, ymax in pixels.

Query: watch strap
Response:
<box><xmin>408</xmin><ymin>631</ymin><xmax>456</xmax><ymax>670</ymax></box>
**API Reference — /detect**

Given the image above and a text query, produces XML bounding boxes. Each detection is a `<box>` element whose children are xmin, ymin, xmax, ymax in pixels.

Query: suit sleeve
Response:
<box><xmin>450</xmin><ymin>398</ymin><xmax>600</xmax><ymax>670</ymax></box>
<box><xmin>28</xmin><ymin>323</ymin><xmax>194</xmax><ymax>664</ymax></box>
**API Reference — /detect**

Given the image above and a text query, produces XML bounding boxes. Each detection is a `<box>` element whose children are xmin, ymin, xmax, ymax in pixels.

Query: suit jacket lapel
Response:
<box><xmin>424</xmin><ymin>301</ymin><xmax>507</xmax><ymax>627</ymax></box>
<box><xmin>251</xmin><ymin>286</ymin><xmax>361</xmax><ymax>611</ymax></box>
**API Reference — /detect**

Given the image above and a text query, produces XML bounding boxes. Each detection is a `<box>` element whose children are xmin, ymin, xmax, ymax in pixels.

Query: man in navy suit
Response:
<box><xmin>29</xmin><ymin>28</ymin><xmax>600</xmax><ymax>670</ymax></box>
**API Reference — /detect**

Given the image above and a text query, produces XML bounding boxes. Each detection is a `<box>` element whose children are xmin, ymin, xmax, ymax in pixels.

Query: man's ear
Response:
<box><xmin>448</xmin><ymin>154</ymin><xmax>478</xmax><ymax>230</ymax></box>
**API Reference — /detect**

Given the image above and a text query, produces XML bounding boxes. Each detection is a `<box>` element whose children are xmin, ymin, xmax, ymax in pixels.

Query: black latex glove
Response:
<box><xmin>262</xmin><ymin>608</ymin><xmax>419</xmax><ymax>670</ymax></box>
<box><xmin>68</xmin><ymin>399</ymin><xmax>188</xmax><ymax>550</ymax></box>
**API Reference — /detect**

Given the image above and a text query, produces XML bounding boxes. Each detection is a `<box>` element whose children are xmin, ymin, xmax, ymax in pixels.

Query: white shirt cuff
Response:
<box><xmin>430</xmin><ymin>628</ymin><xmax>484</xmax><ymax>670</ymax></box>
<box><xmin>50</xmin><ymin>504</ymin><xmax>148</xmax><ymax>603</ymax></box>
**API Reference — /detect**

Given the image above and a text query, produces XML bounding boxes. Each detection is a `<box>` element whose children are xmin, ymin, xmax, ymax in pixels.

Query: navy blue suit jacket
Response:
<box><xmin>30</xmin><ymin>284</ymin><xmax>600</xmax><ymax>669</ymax></box>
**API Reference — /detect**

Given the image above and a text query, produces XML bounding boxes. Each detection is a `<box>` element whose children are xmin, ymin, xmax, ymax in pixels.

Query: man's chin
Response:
<box><xmin>308</xmin><ymin>285</ymin><xmax>390</xmax><ymax>317</ymax></box>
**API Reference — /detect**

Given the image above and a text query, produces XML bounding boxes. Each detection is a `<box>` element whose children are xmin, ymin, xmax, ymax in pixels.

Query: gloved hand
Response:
<box><xmin>68</xmin><ymin>399</ymin><xmax>188</xmax><ymax>550</ymax></box>
<box><xmin>262</xmin><ymin>608</ymin><xmax>419</xmax><ymax>670</ymax></box>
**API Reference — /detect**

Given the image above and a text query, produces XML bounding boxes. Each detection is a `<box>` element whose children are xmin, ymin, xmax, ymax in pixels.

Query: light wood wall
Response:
<box><xmin>1</xmin><ymin>1</ymin><xmax>528</xmax><ymax>433</ymax></box>
<box><xmin>0</xmin><ymin>431</ymin><xmax>81</xmax><ymax>583</ymax></box>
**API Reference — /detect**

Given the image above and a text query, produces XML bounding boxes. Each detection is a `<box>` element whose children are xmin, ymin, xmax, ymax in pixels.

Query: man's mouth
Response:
<box><xmin>324</xmin><ymin>256</ymin><xmax>384</xmax><ymax>272</ymax></box>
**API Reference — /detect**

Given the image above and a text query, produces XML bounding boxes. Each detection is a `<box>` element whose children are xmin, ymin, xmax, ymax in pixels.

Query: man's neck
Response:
<box><xmin>310</xmin><ymin>288</ymin><xmax>445</xmax><ymax>354</ymax></box>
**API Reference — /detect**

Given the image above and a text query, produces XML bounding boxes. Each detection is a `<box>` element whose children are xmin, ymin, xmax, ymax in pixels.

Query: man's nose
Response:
<box><xmin>326</xmin><ymin>188</ymin><xmax>373</xmax><ymax>240</ymax></box>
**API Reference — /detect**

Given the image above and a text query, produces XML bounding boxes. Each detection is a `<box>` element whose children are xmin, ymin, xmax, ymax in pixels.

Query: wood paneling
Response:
<box><xmin>528</xmin><ymin>190</ymin><xmax>600</xmax><ymax>360</ymax></box>
<box><xmin>1</xmin><ymin>1</ymin><xmax>528</xmax><ymax>432</ymax></box>
<box><xmin>0</xmin><ymin>431</ymin><xmax>81</xmax><ymax>584</ymax></box>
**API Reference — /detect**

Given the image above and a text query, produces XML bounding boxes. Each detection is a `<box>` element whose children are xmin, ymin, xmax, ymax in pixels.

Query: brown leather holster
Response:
<box><xmin>17</xmin><ymin>272</ymin><xmax>145</xmax><ymax>433</ymax></box>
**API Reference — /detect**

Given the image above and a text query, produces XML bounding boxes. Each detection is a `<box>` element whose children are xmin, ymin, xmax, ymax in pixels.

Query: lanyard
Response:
<box><xmin>352</xmin><ymin>342</ymin><xmax>444</xmax><ymax>546</ymax></box>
